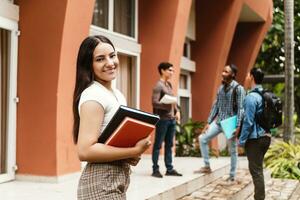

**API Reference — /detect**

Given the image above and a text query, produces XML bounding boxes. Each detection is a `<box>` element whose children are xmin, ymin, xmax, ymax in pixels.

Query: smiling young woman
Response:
<box><xmin>73</xmin><ymin>35</ymin><xmax>151</xmax><ymax>200</ymax></box>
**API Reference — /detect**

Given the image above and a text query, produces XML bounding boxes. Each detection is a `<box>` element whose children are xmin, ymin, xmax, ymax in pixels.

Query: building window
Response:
<box><xmin>180</xmin><ymin>97</ymin><xmax>190</xmax><ymax>124</ymax></box>
<box><xmin>91</xmin><ymin>0</ymin><xmax>139</xmax><ymax>108</ymax></box>
<box><xmin>92</xmin><ymin>0</ymin><xmax>109</xmax><ymax>29</ymax></box>
<box><xmin>179</xmin><ymin>74</ymin><xmax>188</xmax><ymax>89</ymax></box>
<box><xmin>178</xmin><ymin>71</ymin><xmax>192</xmax><ymax>124</ymax></box>
<box><xmin>114</xmin><ymin>0</ymin><xmax>135</xmax><ymax>37</ymax></box>
<box><xmin>183</xmin><ymin>39</ymin><xmax>191</xmax><ymax>58</ymax></box>
<box><xmin>92</xmin><ymin>0</ymin><xmax>136</xmax><ymax>38</ymax></box>
<box><xmin>0</xmin><ymin>28</ymin><xmax>9</xmax><ymax>174</ymax></box>
<box><xmin>116</xmin><ymin>54</ymin><xmax>137</xmax><ymax>107</ymax></box>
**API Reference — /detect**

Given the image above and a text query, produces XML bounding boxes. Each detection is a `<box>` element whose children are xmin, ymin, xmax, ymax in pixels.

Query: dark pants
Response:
<box><xmin>152</xmin><ymin>119</ymin><xmax>176</xmax><ymax>172</ymax></box>
<box><xmin>245</xmin><ymin>136</ymin><xmax>271</xmax><ymax>200</ymax></box>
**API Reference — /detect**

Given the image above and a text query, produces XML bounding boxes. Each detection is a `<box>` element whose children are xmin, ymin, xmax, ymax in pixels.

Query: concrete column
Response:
<box><xmin>191</xmin><ymin>0</ymin><xmax>243</xmax><ymax>122</ymax></box>
<box><xmin>227</xmin><ymin>0</ymin><xmax>273</xmax><ymax>84</ymax></box>
<box><xmin>139</xmin><ymin>0</ymin><xmax>192</xmax><ymax>113</ymax></box>
<box><xmin>191</xmin><ymin>0</ymin><xmax>243</xmax><ymax>153</ymax></box>
<box><xmin>17</xmin><ymin>0</ymin><xmax>94</xmax><ymax>177</ymax></box>
<box><xmin>191</xmin><ymin>0</ymin><xmax>273</xmax><ymax>153</ymax></box>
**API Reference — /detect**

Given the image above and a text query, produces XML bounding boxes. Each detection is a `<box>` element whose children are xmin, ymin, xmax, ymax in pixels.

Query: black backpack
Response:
<box><xmin>251</xmin><ymin>89</ymin><xmax>283</xmax><ymax>132</ymax></box>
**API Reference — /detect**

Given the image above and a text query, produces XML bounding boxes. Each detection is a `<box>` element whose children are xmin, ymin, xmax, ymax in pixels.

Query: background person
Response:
<box><xmin>151</xmin><ymin>62</ymin><xmax>182</xmax><ymax>178</ymax></box>
<box><xmin>194</xmin><ymin>64</ymin><xmax>245</xmax><ymax>182</ymax></box>
<box><xmin>239</xmin><ymin>68</ymin><xmax>271</xmax><ymax>200</ymax></box>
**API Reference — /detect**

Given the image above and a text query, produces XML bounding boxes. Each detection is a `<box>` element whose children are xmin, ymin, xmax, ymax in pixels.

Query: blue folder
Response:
<box><xmin>220</xmin><ymin>115</ymin><xmax>237</xmax><ymax>139</ymax></box>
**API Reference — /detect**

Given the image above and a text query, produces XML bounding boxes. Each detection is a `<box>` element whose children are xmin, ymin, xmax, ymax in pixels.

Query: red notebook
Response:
<box><xmin>105</xmin><ymin>117</ymin><xmax>155</xmax><ymax>147</ymax></box>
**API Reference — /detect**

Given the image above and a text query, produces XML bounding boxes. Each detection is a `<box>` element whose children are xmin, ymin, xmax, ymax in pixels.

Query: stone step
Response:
<box><xmin>180</xmin><ymin>167</ymin><xmax>271</xmax><ymax>200</ymax></box>
<box><xmin>246</xmin><ymin>178</ymin><xmax>300</xmax><ymax>200</ymax></box>
<box><xmin>289</xmin><ymin>181</ymin><xmax>300</xmax><ymax>200</ymax></box>
<box><xmin>146</xmin><ymin>163</ymin><xmax>231</xmax><ymax>200</ymax></box>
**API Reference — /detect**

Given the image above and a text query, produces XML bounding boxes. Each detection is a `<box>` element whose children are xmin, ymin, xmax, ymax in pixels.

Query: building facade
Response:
<box><xmin>0</xmin><ymin>0</ymin><xmax>273</xmax><ymax>182</ymax></box>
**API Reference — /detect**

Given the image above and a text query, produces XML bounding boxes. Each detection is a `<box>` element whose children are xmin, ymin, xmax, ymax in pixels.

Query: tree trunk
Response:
<box><xmin>284</xmin><ymin>0</ymin><xmax>295</xmax><ymax>143</ymax></box>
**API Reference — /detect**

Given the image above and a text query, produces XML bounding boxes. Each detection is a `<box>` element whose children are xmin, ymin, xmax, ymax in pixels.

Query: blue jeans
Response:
<box><xmin>198</xmin><ymin>121</ymin><xmax>238</xmax><ymax>178</ymax></box>
<box><xmin>152</xmin><ymin>119</ymin><xmax>176</xmax><ymax>172</ymax></box>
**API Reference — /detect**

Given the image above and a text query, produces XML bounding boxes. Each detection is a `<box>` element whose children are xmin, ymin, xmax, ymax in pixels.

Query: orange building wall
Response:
<box><xmin>191</xmin><ymin>0</ymin><xmax>272</xmax><ymax>152</ymax></box>
<box><xmin>244</xmin><ymin>0</ymin><xmax>272</xmax><ymax>21</ymax></box>
<box><xmin>191</xmin><ymin>0</ymin><xmax>243</xmax><ymax>123</ymax></box>
<box><xmin>17</xmin><ymin>0</ymin><xmax>94</xmax><ymax>176</ymax></box>
<box><xmin>227</xmin><ymin>1</ymin><xmax>273</xmax><ymax>84</ymax></box>
<box><xmin>139</xmin><ymin>0</ymin><xmax>192</xmax><ymax>113</ymax></box>
<box><xmin>15</xmin><ymin>0</ymin><xmax>273</xmax><ymax>177</ymax></box>
<box><xmin>139</xmin><ymin>0</ymin><xmax>192</xmax><ymax>154</ymax></box>
<box><xmin>56</xmin><ymin>0</ymin><xmax>95</xmax><ymax>176</ymax></box>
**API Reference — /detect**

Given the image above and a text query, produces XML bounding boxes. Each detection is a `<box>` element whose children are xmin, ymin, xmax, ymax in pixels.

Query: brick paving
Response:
<box><xmin>180</xmin><ymin>169</ymin><xmax>252</xmax><ymax>200</ymax></box>
<box><xmin>180</xmin><ymin>169</ymin><xmax>300</xmax><ymax>200</ymax></box>
<box><xmin>247</xmin><ymin>179</ymin><xmax>300</xmax><ymax>200</ymax></box>
<box><xmin>289</xmin><ymin>183</ymin><xmax>300</xmax><ymax>200</ymax></box>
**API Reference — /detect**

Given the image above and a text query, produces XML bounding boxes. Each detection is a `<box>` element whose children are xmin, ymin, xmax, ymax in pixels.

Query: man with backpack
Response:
<box><xmin>195</xmin><ymin>64</ymin><xmax>245</xmax><ymax>182</ymax></box>
<box><xmin>239</xmin><ymin>67</ymin><xmax>282</xmax><ymax>200</ymax></box>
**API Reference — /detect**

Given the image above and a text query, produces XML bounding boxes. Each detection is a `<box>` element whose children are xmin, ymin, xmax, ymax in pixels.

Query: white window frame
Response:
<box><xmin>183</xmin><ymin>38</ymin><xmax>191</xmax><ymax>59</ymax></box>
<box><xmin>0</xmin><ymin>8</ymin><xmax>19</xmax><ymax>183</ymax></box>
<box><xmin>92</xmin><ymin>0</ymin><xmax>138</xmax><ymax>41</ymax></box>
<box><xmin>178</xmin><ymin>70</ymin><xmax>192</xmax><ymax>119</ymax></box>
<box><xmin>90</xmin><ymin>0</ymin><xmax>140</xmax><ymax>109</ymax></box>
<box><xmin>111</xmin><ymin>50</ymin><xmax>140</xmax><ymax>109</ymax></box>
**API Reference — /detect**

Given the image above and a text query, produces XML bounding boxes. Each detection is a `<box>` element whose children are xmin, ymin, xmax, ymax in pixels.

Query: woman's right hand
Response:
<box><xmin>135</xmin><ymin>135</ymin><xmax>152</xmax><ymax>155</ymax></box>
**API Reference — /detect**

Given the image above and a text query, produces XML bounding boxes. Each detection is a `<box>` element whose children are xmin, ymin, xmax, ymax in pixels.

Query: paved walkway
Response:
<box><xmin>247</xmin><ymin>179</ymin><xmax>300</xmax><ymax>200</ymax></box>
<box><xmin>1</xmin><ymin>156</ymin><xmax>298</xmax><ymax>200</ymax></box>
<box><xmin>0</xmin><ymin>156</ymin><xmax>231</xmax><ymax>200</ymax></box>
<box><xmin>181</xmin><ymin>169</ymin><xmax>300</xmax><ymax>200</ymax></box>
<box><xmin>180</xmin><ymin>169</ymin><xmax>253</xmax><ymax>200</ymax></box>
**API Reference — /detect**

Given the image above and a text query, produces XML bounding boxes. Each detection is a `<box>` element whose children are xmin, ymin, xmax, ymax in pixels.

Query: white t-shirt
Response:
<box><xmin>78</xmin><ymin>81</ymin><xmax>127</xmax><ymax>134</ymax></box>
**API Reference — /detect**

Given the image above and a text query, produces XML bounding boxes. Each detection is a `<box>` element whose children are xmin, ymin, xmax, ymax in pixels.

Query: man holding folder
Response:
<box><xmin>195</xmin><ymin>64</ymin><xmax>245</xmax><ymax>182</ymax></box>
<box><xmin>151</xmin><ymin>62</ymin><xmax>182</xmax><ymax>178</ymax></box>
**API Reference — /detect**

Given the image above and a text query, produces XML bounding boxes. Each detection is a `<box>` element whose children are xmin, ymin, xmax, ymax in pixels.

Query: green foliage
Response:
<box><xmin>256</xmin><ymin>0</ymin><xmax>300</xmax><ymax>124</ymax></box>
<box><xmin>264</xmin><ymin>141</ymin><xmax>300</xmax><ymax>180</ymax></box>
<box><xmin>219</xmin><ymin>148</ymin><xmax>230</xmax><ymax>157</ymax></box>
<box><xmin>257</xmin><ymin>0</ymin><xmax>300</xmax><ymax>74</ymax></box>
<box><xmin>175</xmin><ymin>119</ymin><xmax>204</xmax><ymax>157</ymax></box>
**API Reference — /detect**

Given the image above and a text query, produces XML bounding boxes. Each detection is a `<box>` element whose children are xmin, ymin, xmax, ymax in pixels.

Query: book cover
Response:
<box><xmin>105</xmin><ymin>117</ymin><xmax>155</xmax><ymax>147</ymax></box>
<box><xmin>220</xmin><ymin>115</ymin><xmax>237</xmax><ymax>139</ymax></box>
<box><xmin>98</xmin><ymin>105</ymin><xmax>160</xmax><ymax>144</ymax></box>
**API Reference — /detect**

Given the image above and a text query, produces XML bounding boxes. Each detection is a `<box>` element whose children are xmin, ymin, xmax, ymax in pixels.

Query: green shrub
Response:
<box><xmin>175</xmin><ymin>119</ymin><xmax>204</xmax><ymax>157</ymax></box>
<box><xmin>264</xmin><ymin>141</ymin><xmax>300</xmax><ymax>180</ymax></box>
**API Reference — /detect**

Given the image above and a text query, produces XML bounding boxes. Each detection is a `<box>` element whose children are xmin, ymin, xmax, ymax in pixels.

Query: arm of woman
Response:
<box><xmin>77</xmin><ymin>101</ymin><xmax>151</xmax><ymax>163</ymax></box>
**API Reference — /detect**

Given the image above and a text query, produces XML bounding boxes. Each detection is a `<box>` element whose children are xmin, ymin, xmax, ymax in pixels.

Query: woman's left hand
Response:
<box><xmin>126</xmin><ymin>156</ymin><xmax>141</xmax><ymax>166</ymax></box>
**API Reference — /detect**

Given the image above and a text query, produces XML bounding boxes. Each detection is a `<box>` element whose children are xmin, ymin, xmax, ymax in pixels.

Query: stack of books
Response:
<box><xmin>98</xmin><ymin>106</ymin><xmax>160</xmax><ymax>147</ymax></box>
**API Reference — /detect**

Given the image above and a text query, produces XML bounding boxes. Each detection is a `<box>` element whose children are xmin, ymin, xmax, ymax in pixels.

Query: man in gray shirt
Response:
<box><xmin>151</xmin><ymin>62</ymin><xmax>182</xmax><ymax>178</ymax></box>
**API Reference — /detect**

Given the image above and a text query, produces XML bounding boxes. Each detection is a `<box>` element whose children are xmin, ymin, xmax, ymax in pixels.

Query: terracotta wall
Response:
<box><xmin>191</xmin><ymin>0</ymin><xmax>273</xmax><ymax>122</ymax></box>
<box><xmin>227</xmin><ymin>1</ymin><xmax>273</xmax><ymax>84</ymax></box>
<box><xmin>17</xmin><ymin>0</ymin><xmax>94</xmax><ymax>176</ymax></box>
<box><xmin>139</xmin><ymin>0</ymin><xmax>192</xmax><ymax>154</ymax></box>
<box><xmin>15</xmin><ymin>0</ymin><xmax>273</xmax><ymax>177</ymax></box>
<box><xmin>56</xmin><ymin>0</ymin><xmax>95</xmax><ymax>176</ymax></box>
<box><xmin>139</xmin><ymin>0</ymin><xmax>192</xmax><ymax>113</ymax></box>
<box><xmin>191</xmin><ymin>0</ymin><xmax>272</xmax><ymax>152</ymax></box>
<box><xmin>191</xmin><ymin>0</ymin><xmax>243</xmax><ymax>123</ymax></box>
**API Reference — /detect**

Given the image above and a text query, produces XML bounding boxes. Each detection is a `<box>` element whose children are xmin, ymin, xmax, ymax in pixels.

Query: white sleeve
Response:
<box><xmin>114</xmin><ymin>89</ymin><xmax>127</xmax><ymax>106</ymax></box>
<box><xmin>78</xmin><ymin>87</ymin><xmax>108</xmax><ymax>115</ymax></box>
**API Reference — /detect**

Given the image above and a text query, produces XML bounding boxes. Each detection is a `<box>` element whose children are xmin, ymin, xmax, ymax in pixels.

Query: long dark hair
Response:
<box><xmin>73</xmin><ymin>35</ymin><xmax>115</xmax><ymax>144</ymax></box>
